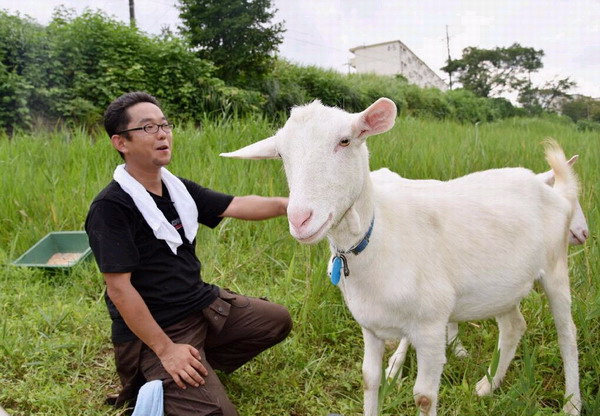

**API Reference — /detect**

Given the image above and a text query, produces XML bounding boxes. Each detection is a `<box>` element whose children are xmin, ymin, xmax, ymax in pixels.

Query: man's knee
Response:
<box><xmin>162</xmin><ymin>378</ymin><xmax>238</xmax><ymax>416</ymax></box>
<box><xmin>266</xmin><ymin>303</ymin><xmax>293</xmax><ymax>344</ymax></box>
<box><xmin>276</xmin><ymin>306</ymin><xmax>293</xmax><ymax>342</ymax></box>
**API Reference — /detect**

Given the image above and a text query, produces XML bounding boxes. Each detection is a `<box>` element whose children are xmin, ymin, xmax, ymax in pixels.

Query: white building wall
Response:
<box><xmin>350</xmin><ymin>40</ymin><xmax>448</xmax><ymax>91</ymax></box>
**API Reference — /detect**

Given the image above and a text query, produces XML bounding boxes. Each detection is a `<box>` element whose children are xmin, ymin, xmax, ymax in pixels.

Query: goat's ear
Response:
<box><xmin>220</xmin><ymin>136</ymin><xmax>280</xmax><ymax>160</ymax></box>
<box><xmin>538</xmin><ymin>155</ymin><xmax>579</xmax><ymax>185</ymax></box>
<box><xmin>354</xmin><ymin>97</ymin><xmax>397</xmax><ymax>139</ymax></box>
<box><xmin>536</xmin><ymin>169</ymin><xmax>555</xmax><ymax>186</ymax></box>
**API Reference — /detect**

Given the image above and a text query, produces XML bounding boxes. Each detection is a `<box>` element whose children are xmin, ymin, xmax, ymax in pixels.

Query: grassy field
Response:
<box><xmin>0</xmin><ymin>115</ymin><xmax>598</xmax><ymax>415</ymax></box>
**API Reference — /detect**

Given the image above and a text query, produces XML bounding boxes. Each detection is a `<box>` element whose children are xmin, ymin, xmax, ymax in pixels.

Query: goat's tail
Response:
<box><xmin>544</xmin><ymin>138</ymin><xmax>579</xmax><ymax>210</ymax></box>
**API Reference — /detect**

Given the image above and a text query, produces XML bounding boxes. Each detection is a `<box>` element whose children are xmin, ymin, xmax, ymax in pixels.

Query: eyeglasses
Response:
<box><xmin>117</xmin><ymin>123</ymin><xmax>174</xmax><ymax>135</ymax></box>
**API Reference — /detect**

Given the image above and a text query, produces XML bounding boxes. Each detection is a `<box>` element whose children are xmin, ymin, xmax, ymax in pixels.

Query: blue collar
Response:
<box><xmin>338</xmin><ymin>216</ymin><xmax>375</xmax><ymax>256</ymax></box>
<box><xmin>329</xmin><ymin>217</ymin><xmax>375</xmax><ymax>285</ymax></box>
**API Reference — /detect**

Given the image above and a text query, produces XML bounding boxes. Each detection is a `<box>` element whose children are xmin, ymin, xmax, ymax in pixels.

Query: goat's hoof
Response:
<box><xmin>475</xmin><ymin>377</ymin><xmax>494</xmax><ymax>397</ymax></box>
<box><xmin>415</xmin><ymin>394</ymin><xmax>432</xmax><ymax>413</ymax></box>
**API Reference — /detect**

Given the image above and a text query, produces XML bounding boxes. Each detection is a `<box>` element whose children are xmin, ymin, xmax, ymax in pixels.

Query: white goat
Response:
<box><xmin>221</xmin><ymin>98</ymin><xmax>582</xmax><ymax>416</ymax></box>
<box><xmin>372</xmin><ymin>156</ymin><xmax>588</xmax><ymax>246</ymax></box>
<box><xmin>377</xmin><ymin>159</ymin><xmax>589</xmax><ymax>380</ymax></box>
<box><xmin>537</xmin><ymin>156</ymin><xmax>589</xmax><ymax>245</ymax></box>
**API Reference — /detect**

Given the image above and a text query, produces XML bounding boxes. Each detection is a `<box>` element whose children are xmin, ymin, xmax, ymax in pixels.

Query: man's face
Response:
<box><xmin>113</xmin><ymin>102</ymin><xmax>173</xmax><ymax>169</ymax></box>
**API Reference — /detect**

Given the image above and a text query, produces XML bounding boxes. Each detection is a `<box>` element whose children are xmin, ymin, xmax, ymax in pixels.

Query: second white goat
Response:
<box><xmin>221</xmin><ymin>98</ymin><xmax>581</xmax><ymax>416</ymax></box>
<box><xmin>375</xmin><ymin>159</ymin><xmax>589</xmax><ymax>380</ymax></box>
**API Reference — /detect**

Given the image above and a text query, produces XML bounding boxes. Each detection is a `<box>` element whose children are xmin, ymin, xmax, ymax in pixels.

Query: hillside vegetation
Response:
<box><xmin>0</xmin><ymin>7</ymin><xmax>527</xmax><ymax>135</ymax></box>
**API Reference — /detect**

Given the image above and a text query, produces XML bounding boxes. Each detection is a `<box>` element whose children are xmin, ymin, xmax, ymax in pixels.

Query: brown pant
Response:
<box><xmin>113</xmin><ymin>289</ymin><xmax>293</xmax><ymax>415</ymax></box>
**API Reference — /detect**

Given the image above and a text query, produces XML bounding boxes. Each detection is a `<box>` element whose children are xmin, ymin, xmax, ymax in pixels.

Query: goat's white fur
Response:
<box><xmin>221</xmin><ymin>98</ymin><xmax>582</xmax><ymax>415</ymax></box>
<box><xmin>374</xmin><ymin>160</ymin><xmax>589</xmax><ymax>381</ymax></box>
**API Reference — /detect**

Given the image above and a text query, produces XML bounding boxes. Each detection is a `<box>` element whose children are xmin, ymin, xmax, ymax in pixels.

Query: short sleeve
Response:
<box><xmin>85</xmin><ymin>199</ymin><xmax>140</xmax><ymax>273</ymax></box>
<box><xmin>181</xmin><ymin>178</ymin><xmax>234</xmax><ymax>228</ymax></box>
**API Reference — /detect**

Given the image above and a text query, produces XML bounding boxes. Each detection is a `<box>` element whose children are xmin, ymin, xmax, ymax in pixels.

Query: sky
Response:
<box><xmin>2</xmin><ymin>0</ymin><xmax>599</xmax><ymax>99</ymax></box>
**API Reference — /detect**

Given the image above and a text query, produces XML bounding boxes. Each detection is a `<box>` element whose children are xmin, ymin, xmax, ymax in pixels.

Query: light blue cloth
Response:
<box><xmin>132</xmin><ymin>380</ymin><xmax>164</xmax><ymax>416</ymax></box>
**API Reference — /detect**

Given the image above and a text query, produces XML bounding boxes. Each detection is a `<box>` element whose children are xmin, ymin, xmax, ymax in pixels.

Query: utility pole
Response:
<box><xmin>129</xmin><ymin>0</ymin><xmax>136</xmax><ymax>28</ymax></box>
<box><xmin>343</xmin><ymin>62</ymin><xmax>353</xmax><ymax>75</ymax></box>
<box><xmin>446</xmin><ymin>25</ymin><xmax>453</xmax><ymax>90</ymax></box>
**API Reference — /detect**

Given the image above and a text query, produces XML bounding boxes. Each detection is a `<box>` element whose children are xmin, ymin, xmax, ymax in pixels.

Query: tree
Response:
<box><xmin>441</xmin><ymin>43</ymin><xmax>544</xmax><ymax>98</ymax></box>
<box><xmin>177</xmin><ymin>0</ymin><xmax>285</xmax><ymax>83</ymax></box>
<box><xmin>561</xmin><ymin>95</ymin><xmax>600</xmax><ymax>123</ymax></box>
<box><xmin>517</xmin><ymin>77</ymin><xmax>576</xmax><ymax>114</ymax></box>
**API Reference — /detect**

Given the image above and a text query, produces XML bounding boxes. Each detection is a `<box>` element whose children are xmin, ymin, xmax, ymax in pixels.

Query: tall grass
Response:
<box><xmin>0</xmin><ymin>116</ymin><xmax>598</xmax><ymax>415</ymax></box>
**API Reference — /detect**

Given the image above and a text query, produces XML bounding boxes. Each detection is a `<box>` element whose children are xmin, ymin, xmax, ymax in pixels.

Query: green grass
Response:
<box><xmin>0</xmin><ymin>115</ymin><xmax>598</xmax><ymax>415</ymax></box>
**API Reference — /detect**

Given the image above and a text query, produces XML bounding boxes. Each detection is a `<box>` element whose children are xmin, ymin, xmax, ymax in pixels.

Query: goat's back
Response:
<box><xmin>364</xmin><ymin>167</ymin><xmax>572</xmax><ymax>322</ymax></box>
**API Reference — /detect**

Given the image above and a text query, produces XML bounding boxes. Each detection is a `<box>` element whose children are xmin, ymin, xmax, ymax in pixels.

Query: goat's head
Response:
<box><xmin>221</xmin><ymin>98</ymin><xmax>397</xmax><ymax>244</ymax></box>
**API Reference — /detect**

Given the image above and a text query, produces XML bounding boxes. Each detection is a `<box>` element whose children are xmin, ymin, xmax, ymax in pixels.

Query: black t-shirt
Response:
<box><xmin>85</xmin><ymin>177</ymin><xmax>234</xmax><ymax>343</ymax></box>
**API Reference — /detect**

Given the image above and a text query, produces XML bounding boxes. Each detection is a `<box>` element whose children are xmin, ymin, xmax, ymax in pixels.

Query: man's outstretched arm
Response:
<box><xmin>220</xmin><ymin>196</ymin><xmax>288</xmax><ymax>220</ymax></box>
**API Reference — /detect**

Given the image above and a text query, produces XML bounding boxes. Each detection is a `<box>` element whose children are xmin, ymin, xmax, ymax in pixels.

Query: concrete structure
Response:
<box><xmin>349</xmin><ymin>40</ymin><xmax>448</xmax><ymax>91</ymax></box>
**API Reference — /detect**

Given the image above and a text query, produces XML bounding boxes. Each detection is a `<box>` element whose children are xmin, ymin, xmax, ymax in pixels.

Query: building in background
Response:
<box><xmin>349</xmin><ymin>40</ymin><xmax>448</xmax><ymax>91</ymax></box>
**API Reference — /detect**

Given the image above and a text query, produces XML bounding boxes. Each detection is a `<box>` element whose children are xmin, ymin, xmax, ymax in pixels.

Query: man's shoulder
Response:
<box><xmin>178</xmin><ymin>176</ymin><xmax>199</xmax><ymax>188</ymax></box>
<box><xmin>178</xmin><ymin>177</ymin><xmax>212</xmax><ymax>195</ymax></box>
<box><xmin>86</xmin><ymin>181</ymin><xmax>138</xmax><ymax>231</ymax></box>
<box><xmin>92</xmin><ymin>180</ymin><xmax>134</xmax><ymax>207</ymax></box>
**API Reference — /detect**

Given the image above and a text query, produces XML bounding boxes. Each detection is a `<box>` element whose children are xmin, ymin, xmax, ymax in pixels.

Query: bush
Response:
<box><xmin>0</xmin><ymin>62</ymin><xmax>32</xmax><ymax>132</ymax></box>
<box><xmin>246</xmin><ymin>60</ymin><xmax>309</xmax><ymax>117</ymax></box>
<box><xmin>0</xmin><ymin>8</ymin><xmax>263</xmax><ymax>132</ymax></box>
<box><xmin>403</xmin><ymin>84</ymin><xmax>451</xmax><ymax>119</ymax></box>
<box><xmin>561</xmin><ymin>96</ymin><xmax>600</xmax><ymax>123</ymax></box>
<box><xmin>349</xmin><ymin>73</ymin><xmax>408</xmax><ymax>115</ymax></box>
<box><xmin>576</xmin><ymin>119</ymin><xmax>600</xmax><ymax>132</ymax></box>
<box><xmin>445</xmin><ymin>89</ymin><xmax>491</xmax><ymax>123</ymax></box>
<box><xmin>0</xmin><ymin>11</ymin><xmax>48</xmax><ymax>130</ymax></box>
<box><xmin>291</xmin><ymin>64</ymin><xmax>363</xmax><ymax>110</ymax></box>
<box><xmin>0</xmin><ymin>9</ymin><xmax>522</xmax><ymax>132</ymax></box>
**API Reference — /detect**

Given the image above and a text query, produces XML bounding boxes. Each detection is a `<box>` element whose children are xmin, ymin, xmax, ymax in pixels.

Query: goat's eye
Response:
<box><xmin>339</xmin><ymin>138</ymin><xmax>351</xmax><ymax>147</ymax></box>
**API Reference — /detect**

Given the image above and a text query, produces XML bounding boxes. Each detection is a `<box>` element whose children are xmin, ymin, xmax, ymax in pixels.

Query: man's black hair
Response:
<box><xmin>104</xmin><ymin>91</ymin><xmax>161</xmax><ymax>138</ymax></box>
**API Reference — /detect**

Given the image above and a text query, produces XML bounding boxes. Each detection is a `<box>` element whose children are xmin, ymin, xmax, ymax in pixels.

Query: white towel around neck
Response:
<box><xmin>113</xmin><ymin>164</ymin><xmax>198</xmax><ymax>254</ymax></box>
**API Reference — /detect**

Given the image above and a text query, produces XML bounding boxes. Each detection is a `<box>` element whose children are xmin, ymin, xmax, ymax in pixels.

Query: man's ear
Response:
<box><xmin>111</xmin><ymin>134</ymin><xmax>127</xmax><ymax>154</ymax></box>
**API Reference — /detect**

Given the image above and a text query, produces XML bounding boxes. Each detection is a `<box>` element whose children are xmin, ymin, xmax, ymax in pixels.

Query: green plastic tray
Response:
<box><xmin>12</xmin><ymin>231</ymin><xmax>93</xmax><ymax>269</ymax></box>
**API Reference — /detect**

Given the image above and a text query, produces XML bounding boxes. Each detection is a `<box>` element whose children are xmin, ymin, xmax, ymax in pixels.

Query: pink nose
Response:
<box><xmin>569</xmin><ymin>228</ymin><xmax>589</xmax><ymax>245</ymax></box>
<box><xmin>288</xmin><ymin>209</ymin><xmax>313</xmax><ymax>233</ymax></box>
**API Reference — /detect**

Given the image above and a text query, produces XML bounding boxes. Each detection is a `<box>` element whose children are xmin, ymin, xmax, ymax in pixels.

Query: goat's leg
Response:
<box><xmin>447</xmin><ymin>322</ymin><xmax>468</xmax><ymax>358</ymax></box>
<box><xmin>385</xmin><ymin>337</ymin><xmax>409</xmax><ymax>380</ymax></box>
<box><xmin>412</xmin><ymin>324</ymin><xmax>447</xmax><ymax>416</ymax></box>
<box><xmin>475</xmin><ymin>306</ymin><xmax>526</xmax><ymax>396</ymax></box>
<box><xmin>539</xmin><ymin>264</ymin><xmax>581</xmax><ymax>415</ymax></box>
<box><xmin>385</xmin><ymin>321</ymin><xmax>468</xmax><ymax>383</ymax></box>
<box><xmin>362</xmin><ymin>327</ymin><xmax>385</xmax><ymax>416</ymax></box>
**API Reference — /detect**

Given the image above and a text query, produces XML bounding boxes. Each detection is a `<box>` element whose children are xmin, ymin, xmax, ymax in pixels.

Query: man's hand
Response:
<box><xmin>158</xmin><ymin>343</ymin><xmax>209</xmax><ymax>389</ymax></box>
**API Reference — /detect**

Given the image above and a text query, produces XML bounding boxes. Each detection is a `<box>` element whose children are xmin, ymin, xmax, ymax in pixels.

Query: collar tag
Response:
<box><xmin>330</xmin><ymin>254</ymin><xmax>349</xmax><ymax>285</ymax></box>
<box><xmin>330</xmin><ymin>256</ymin><xmax>342</xmax><ymax>285</ymax></box>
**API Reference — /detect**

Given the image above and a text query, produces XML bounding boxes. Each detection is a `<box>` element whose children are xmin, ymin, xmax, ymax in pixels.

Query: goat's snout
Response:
<box><xmin>569</xmin><ymin>227</ymin><xmax>589</xmax><ymax>245</ymax></box>
<box><xmin>288</xmin><ymin>208</ymin><xmax>313</xmax><ymax>233</ymax></box>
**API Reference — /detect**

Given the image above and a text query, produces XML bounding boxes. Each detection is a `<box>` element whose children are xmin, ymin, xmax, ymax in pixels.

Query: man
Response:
<box><xmin>85</xmin><ymin>91</ymin><xmax>292</xmax><ymax>415</ymax></box>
